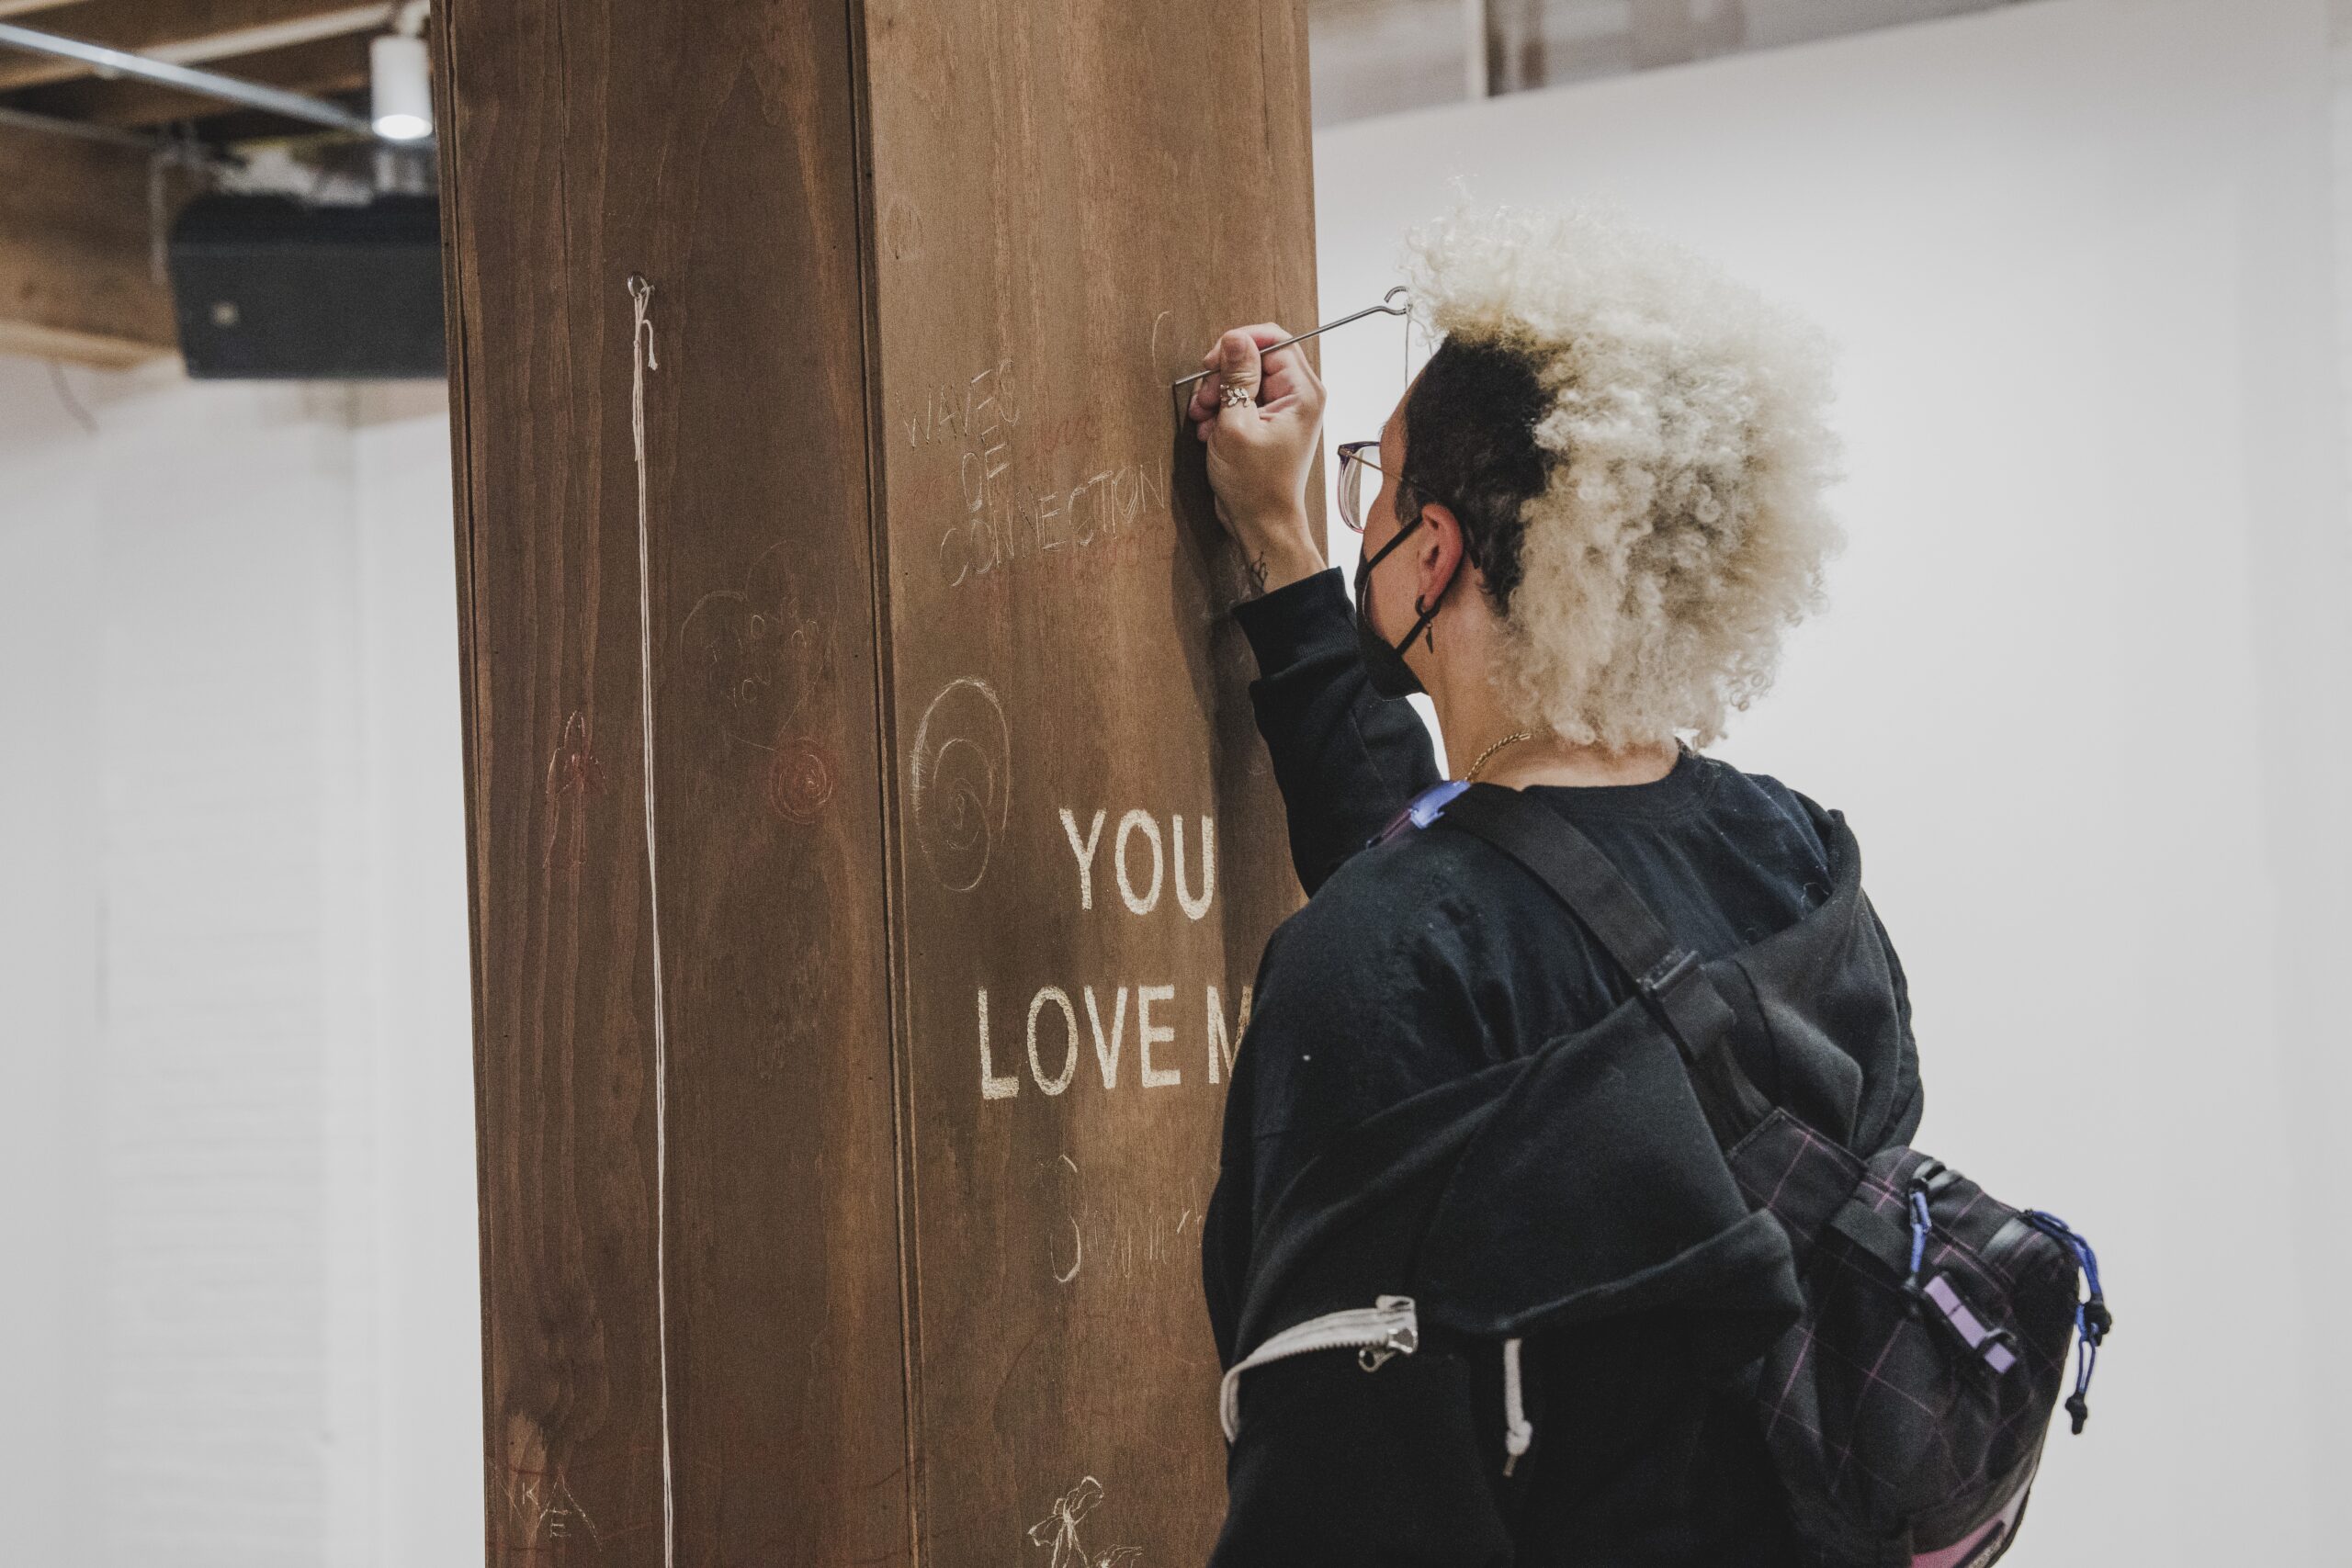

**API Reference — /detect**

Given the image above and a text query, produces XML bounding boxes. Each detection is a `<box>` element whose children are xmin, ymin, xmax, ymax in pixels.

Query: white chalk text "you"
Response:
<box><xmin>1059</xmin><ymin>807</ymin><xmax>1214</xmax><ymax>919</ymax></box>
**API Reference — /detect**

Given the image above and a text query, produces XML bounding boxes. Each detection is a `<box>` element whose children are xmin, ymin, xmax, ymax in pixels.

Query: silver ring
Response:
<box><xmin>1220</xmin><ymin>382</ymin><xmax>1255</xmax><ymax>408</ymax></box>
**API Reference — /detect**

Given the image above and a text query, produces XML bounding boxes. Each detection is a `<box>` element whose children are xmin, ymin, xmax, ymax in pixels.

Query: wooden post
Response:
<box><xmin>435</xmin><ymin>2</ymin><xmax>1320</xmax><ymax>1563</ymax></box>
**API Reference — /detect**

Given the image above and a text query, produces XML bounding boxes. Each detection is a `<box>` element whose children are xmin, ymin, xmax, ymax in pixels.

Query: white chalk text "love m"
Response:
<box><xmin>976</xmin><ymin>983</ymin><xmax>1253</xmax><ymax>1100</ymax></box>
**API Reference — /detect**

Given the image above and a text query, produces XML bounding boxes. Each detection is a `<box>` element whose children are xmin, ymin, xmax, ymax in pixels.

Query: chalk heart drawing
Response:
<box><xmin>679</xmin><ymin>542</ymin><xmax>839</xmax><ymax>823</ymax></box>
<box><xmin>910</xmin><ymin>675</ymin><xmax>1011</xmax><ymax>892</ymax></box>
<box><xmin>1029</xmin><ymin>1475</ymin><xmax>1142</xmax><ymax>1568</ymax></box>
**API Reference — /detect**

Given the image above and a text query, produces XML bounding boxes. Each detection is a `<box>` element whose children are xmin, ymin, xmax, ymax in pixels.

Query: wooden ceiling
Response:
<box><xmin>0</xmin><ymin>0</ymin><xmax>404</xmax><ymax>366</ymax></box>
<box><xmin>0</xmin><ymin>0</ymin><xmax>382</xmax><ymax>122</ymax></box>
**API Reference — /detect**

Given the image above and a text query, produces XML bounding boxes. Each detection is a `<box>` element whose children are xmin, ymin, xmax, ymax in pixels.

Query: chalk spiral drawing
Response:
<box><xmin>910</xmin><ymin>675</ymin><xmax>1012</xmax><ymax>892</ymax></box>
<box><xmin>1029</xmin><ymin>1475</ymin><xmax>1143</xmax><ymax>1568</ymax></box>
<box><xmin>765</xmin><ymin>738</ymin><xmax>836</xmax><ymax>824</ymax></box>
<box><xmin>627</xmin><ymin>273</ymin><xmax>679</xmax><ymax>1568</ymax></box>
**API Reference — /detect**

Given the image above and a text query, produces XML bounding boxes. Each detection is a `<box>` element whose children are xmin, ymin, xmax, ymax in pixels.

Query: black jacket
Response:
<box><xmin>1201</xmin><ymin>570</ymin><xmax>1922</xmax><ymax>1566</ymax></box>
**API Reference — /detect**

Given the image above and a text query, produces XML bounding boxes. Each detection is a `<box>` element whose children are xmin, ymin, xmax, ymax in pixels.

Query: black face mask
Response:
<box><xmin>1352</xmin><ymin>513</ymin><xmax>1452</xmax><ymax>700</ymax></box>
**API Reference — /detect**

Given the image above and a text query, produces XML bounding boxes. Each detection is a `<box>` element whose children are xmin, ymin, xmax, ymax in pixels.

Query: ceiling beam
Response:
<box><xmin>0</xmin><ymin>18</ymin><xmax>373</xmax><ymax>127</ymax></box>
<box><xmin>0</xmin><ymin>0</ymin><xmax>389</xmax><ymax>93</ymax></box>
<box><xmin>6</xmin><ymin>29</ymin><xmax>367</xmax><ymax>125</ymax></box>
<box><xmin>0</xmin><ymin>113</ymin><xmax>193</xmax><ymax>365</ymax></box>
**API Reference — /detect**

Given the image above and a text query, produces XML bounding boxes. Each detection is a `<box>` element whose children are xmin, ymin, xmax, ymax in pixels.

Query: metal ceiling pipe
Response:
<box><xmin>0</xmin><ymin>18</ymin><xmax>374</xmax><ymax>134</ymax></box>
<box><xmin>0</xmin><ymin>100</ymin><xmax>161</xmax><ymax>151</ymax></box>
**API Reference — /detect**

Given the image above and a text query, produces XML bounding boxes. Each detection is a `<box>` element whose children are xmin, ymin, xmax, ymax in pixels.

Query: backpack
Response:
<box><xmin>1424</xmin><ymin>782</ymin><xmax>2111</xmax><ymax>1568</ymax></box>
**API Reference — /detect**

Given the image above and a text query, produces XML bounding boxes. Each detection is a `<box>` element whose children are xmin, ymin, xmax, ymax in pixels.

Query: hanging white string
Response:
<box><xmin>627</xmin><ymin>271</ymin><xmax>677</xmax><ymax>1568</ymax></box>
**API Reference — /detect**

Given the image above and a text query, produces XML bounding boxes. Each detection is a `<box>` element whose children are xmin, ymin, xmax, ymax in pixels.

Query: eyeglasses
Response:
<box><xmin>1335</xmin><ymin>439</ymin><xmax>1385</xmax><ymax>535</ymax></box>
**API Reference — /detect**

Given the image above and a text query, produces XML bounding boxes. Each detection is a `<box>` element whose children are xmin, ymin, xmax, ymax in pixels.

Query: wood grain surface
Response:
<box><xmin>438</xmin><ymin>3</ymin><xmax>910</xmax><ymax>1562</ymax></box>
<box><xmin>861</xmin><ymin>2</ymin><xmax>1319</xmax><ymax>1562</ymax></box>
<box><xmin>438</xmin><ymin>2</ymin><xmax>1319</xmax><ymax>1563</ymax></box>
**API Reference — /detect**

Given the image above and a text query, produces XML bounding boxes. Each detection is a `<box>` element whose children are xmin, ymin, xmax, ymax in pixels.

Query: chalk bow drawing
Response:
<box><xmin>1028</xmin><ymin>1475</ymin><xmax>1143</xmax><ymax>1568</ymax></box>
<box><xmin>678</xmin><ymin>540</ymin><xmax>840</xmax><ymax>825</ymax></box>
<box><xmin>910</xmin><ymin>675</ymin><xmax>1012</xmax><ymax>892</ymax></box>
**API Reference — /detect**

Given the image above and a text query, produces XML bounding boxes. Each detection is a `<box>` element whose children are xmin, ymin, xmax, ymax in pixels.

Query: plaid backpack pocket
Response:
<box><xmin>1725</xmin><ymin>1109</ymin><xmax>2109</xmax><ymax>1568</ymax></box>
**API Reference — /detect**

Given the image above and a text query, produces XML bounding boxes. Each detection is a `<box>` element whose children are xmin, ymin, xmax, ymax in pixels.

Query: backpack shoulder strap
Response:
<box><xmin>1433</xmin><ymin>782</ymin><xmax>1775</xmax><ymax>1145</ymax></box>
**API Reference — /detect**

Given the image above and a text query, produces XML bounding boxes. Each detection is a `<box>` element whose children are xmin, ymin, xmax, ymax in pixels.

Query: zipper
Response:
<box><xmin>1219</xmin><ymin>1294</ymin><xmax>1420</xmax><ymax>1442</ymax></box>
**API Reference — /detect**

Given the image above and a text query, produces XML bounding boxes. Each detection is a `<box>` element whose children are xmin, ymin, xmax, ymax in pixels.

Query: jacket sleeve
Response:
<box><xmin>1870</xmin><ymin>903</ymin><xmax>1925</xmax><ymax>1148</ymax></box>
<box><xmin>1232</xmin><ymin>568</ymin><xmax>1443</xmax><ymax>897</ymax></box>
<box><xmin>1209</xmin><ymin>1333</ymin><xmax>1518</xmax><ymax>1568</ymax></box>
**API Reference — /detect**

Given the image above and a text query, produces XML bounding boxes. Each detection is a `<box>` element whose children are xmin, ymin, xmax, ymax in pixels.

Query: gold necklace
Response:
<box><xmin>1464</xmin><ymin>729</ymin><xmax>1535</xmax><ymax>783</ymax></box>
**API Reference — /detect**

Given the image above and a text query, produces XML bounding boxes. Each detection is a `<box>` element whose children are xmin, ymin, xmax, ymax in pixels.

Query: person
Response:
<box><xmin>1185</xmin><ymin>206</ymin><xmax>1923</xmax><ymax>1566</ymax></box>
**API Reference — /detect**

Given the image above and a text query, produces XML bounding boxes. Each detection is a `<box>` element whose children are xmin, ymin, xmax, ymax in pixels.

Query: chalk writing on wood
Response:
<box><xmin>909</xmin><ymin>355</ymin><xmax>1176</xmax><ymax>590</ymax></box>
<box><xmin>1029</xmin><ymin>1475</ymin><xmax>1142</xmax><ymax>1568</ymax></box>
<box><xmin>910</xmin><ymin>675</ymin><xmax>1012</xmax><ymax>892</ymax></box>
<box><xmin>967</xmin><ymin>797</ymin><xmax>1253</xmax><ymax>1103</ymax></box>
<box><xmin>673</xmin><ymin>542</ymin><xmax>844</xmax><ymax>829</ymax></box>
<box><xmin>498</xmin><ymin>1462</ymin><xmax>603</xmax><ymax>1554</ymax></box>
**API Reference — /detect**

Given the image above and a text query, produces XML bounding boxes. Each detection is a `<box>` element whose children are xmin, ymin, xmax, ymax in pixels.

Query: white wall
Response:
<box><xmin>6</xmin><ymin>4</ymin><xmax>2346</xmax><ymax>1557</ymax></box>
<box><xmin>1314</xmin><ymin>1</ymin><xmax>2349</xmax><ymax>1562</ymax></box>
<box><xmin>0</xmin><ymin>359</ymin><xmax>479</xmax><ymax>1566</ymax></box>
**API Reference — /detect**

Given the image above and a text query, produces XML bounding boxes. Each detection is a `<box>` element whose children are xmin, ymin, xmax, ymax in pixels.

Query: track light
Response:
<box><xmin>370</xmin><ymin>5</ymin><xmax>432</xmax><ymax>142</ymax></box>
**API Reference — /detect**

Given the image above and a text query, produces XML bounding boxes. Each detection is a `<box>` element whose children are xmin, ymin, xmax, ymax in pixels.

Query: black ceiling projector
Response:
<box><xmin>168</xmin><ymin>193</ymin><xmax>445</xmax><ymax>380</ymax></box>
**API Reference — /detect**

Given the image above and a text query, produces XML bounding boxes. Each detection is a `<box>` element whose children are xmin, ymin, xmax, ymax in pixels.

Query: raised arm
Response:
<box><xmin>1188</xmin><ymin>325</ymin><xmax>1442</xmax><ymax>895</ymax></box>
<box><xmin>1233</xmin><ymin>570</ymin><xmax>1441</xmax><ymax>894</ymax></box>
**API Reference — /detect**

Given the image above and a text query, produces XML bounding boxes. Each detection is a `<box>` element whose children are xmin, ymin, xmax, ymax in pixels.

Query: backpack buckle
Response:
<box><xmin>1636</xmin><ymin>948</ymin><xmax>1699</xmax><ymax>1002</ymax></box>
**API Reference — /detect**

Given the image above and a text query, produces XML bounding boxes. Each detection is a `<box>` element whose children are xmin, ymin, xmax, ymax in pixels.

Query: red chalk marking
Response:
<box><xmin>764</xmin><ymin>734</ymin><xmax>837</xmax><ymax>824</ymax></box>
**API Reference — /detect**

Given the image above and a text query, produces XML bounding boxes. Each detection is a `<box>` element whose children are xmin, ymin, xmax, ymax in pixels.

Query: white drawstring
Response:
<box><xmin>1502</xmin><ymin>1337</ymin><xmax>1533</xmax><ymax>1475</ymax></box>
<box><xmin>627</xmin><ymin>273</ymin><xmax>676</xmax><ymax>1568</ymax></box>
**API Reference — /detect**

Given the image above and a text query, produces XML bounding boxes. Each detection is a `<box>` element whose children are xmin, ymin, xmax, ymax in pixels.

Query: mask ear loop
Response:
<box><xmin>1381</xmin><ymin>554</ymin><xmax>1451</xmax><ymax>660</ymax></box>
<box><xmin>1389</xmin><ymin>477</ymin><xmax>1458</xmax><ymax>657</ymax></box>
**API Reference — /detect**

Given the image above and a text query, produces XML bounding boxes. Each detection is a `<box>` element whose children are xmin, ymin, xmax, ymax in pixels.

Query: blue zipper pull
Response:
<box><xmin>1902</xmin><ymin>1185</ymin><xmax>1934</xmax><ymax>1303</ymax></box>
<box><xmin>2022</xmin><ymin>1210</ymin><xmax>2109</xmax><ymax>1434</ymax></box>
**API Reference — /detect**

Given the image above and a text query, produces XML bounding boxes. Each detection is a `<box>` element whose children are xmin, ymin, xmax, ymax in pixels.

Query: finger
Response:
<box><xmin>1202</xmin><ymin>323</ymin><xmax>1285</xmax><ymax>370</ymax></box>
<box><xmin>1191</xmin><ymin>335</ymin><xmax>1246</xmax><ymax>419</ymax></box>
<box><xmin>1192</xmin><ymin>321</ymin><xmax>1306</xmax><ymax>420</ymax></box>
<box><xmin>1193</xmin><ymin>356</ymin><xmax>1226</xmax><ymax>417</ymax></box>
<box><xmin>1227</xmin><ymin>321</ymin><xmax>1318</xmax><ymax>406</ymax></box>
<box><xmin>1212</xmin><ymin>329</ymin><xmax>1263</xmax><ymax>433</ymax></box>
<box><xmin>1190</xmin><ymin>375</ymin><xmax>1221</xmax><ymax>425</ymax></box>
<box><xmin>1190</xmin><ymin>367</ymin><xmax>1225</xmax><ymax>420</ymax></box>
<box><xmin>1259</xmin><ymin>344</ymin><xmax>1315</xmax><ymax>407</ymax></box>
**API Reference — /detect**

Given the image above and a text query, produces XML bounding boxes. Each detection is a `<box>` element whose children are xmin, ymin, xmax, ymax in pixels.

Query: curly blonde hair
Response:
<box><xmin>1402</xmin><ymin>204</ymin><xmax>1843</xmax><ymax>749</ymax></box>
